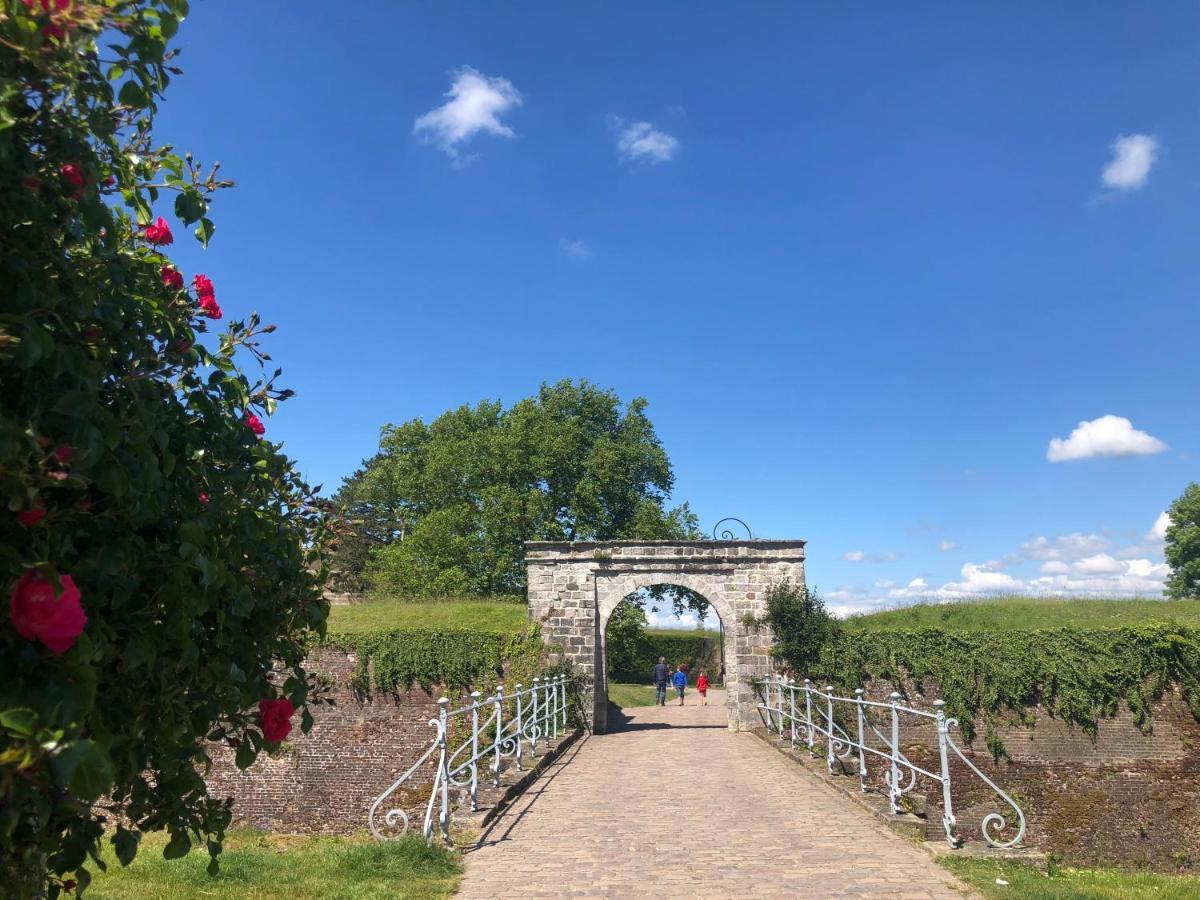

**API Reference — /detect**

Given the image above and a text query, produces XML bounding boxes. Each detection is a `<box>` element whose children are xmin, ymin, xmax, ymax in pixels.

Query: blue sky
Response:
<box><xmin>156</xmin><ymin>2</ymin><xmax>1198</xmax><ymax>618</ymax></box>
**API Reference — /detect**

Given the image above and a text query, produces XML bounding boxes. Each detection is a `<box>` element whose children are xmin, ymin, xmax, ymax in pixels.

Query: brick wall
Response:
<box><xmin>206</xmin><ymin>647</ymin><xmax>462</xmax><ymax>834</ymax></box>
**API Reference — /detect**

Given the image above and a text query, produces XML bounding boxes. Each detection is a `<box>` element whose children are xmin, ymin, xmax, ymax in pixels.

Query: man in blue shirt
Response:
<box><xmin>672</xmin><ymin>666</ymin><xmax>688</xmax><ymax>706</ymax></box>
<box><xmin>652</xmin><ymin>657</ymin><xmax>669</xmax><ymax>706</ymax></box>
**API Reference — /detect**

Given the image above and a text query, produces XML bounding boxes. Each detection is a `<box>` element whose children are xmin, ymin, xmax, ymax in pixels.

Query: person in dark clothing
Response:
<box><xmin>652</xmin><ymin>656</ymin><xmax>669</xmax><ymax>706</ymax></box>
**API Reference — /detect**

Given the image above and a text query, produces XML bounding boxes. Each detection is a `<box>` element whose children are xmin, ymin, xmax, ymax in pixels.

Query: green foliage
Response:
<box><xmin>606</xmin><ymin>621</ymin><xmax>720</xmax><ymax>682</ymax></box>
<box><xmin>762</xmin><ymin>582</ymin><xmax>838</xmax><ymax>674</ymax></box>
<box><xmin>803</xmin><ymin>624</ymin><xmax>1200</xmax><ymax>753</ymax></box>
<box><xmin>938</xmin><ymin>856</ymin><xmax>1200</xmax><ymax>900</ymax></box>
<box><xmin>0</xmin><ymin>5</ymin><xmax>326</xmax><ymax>894</ymax></box>
<box><xmin>85</xmin><ymin>830</ymin><xmax>462</xmax><ymax>900</ymax></box>
<box><xmin>1165</xmin><ymin>483</ymin><xmax>1200</xmax><ymax>599</ymax></box>
<box><xmin>328</xmin><ymin>598</ymin><xmax>528</xmax><ymax>634</ymax></box>
<box><xmin>848</xmin><ymin>596</ymin><xmax>1200</xmax><ymax>630</ymax></box>
<box><xmin>604</xmin><ymin>602</ymin><xmax>649</xmax><ymax>679</ymax></box>
<box><xmin>333</xmin><ymin>380</ymin><xmax>699</xmax><ymax>596</ymax></box>
<box><xmin>320</xmin><ymin>625</ymin><xmax>547</xmax><ymax>697</ymax></box>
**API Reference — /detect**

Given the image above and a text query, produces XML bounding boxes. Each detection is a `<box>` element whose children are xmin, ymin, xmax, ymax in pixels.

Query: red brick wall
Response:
<box><xmin>206</xmin><ymin>647</ymin><xmax>464</xmax><ymax>834</ymax></box>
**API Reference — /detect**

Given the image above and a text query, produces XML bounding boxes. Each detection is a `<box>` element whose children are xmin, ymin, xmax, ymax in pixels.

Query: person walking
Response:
<box><xmin>697</xmin><ymin>671</ymin><xmax>709</xmax><ymax>706</ymax></box>
<box><xmin>652</xmin><ymin>656</ymin><xmax>669</xmax><ymax>706</ymax></box>
<box><xmin>672</xmin><ymin>666</ymin><xmax>688</xmax><ymax>706</ymax></box>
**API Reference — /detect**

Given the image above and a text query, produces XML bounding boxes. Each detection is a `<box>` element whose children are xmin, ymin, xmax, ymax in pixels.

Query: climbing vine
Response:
<box><xmin>790</xmin><ymin>625</ymin><xmax>1200</xmax><ymax>758</ymax></box>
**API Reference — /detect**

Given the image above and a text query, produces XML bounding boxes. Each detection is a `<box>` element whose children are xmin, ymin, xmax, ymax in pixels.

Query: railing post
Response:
<box><xmin>512</xmin><ymin>683</ymin><xmax>523</xmax><ymax>770</ymax></box>
<box><xmin>543</xmin><ymin>676</ymin><xmax>552</xmax><ymax>741</ymax></box>
<box><xmin>788</xmin><ymin>678</ymin><xmax>797</xmax><ymax>748</ymax></box>
<box><xmin>776</xmin><ymin>674</ymin><xmax>786</xmax><ymax>737</ymax></box>
<box><xmin>493</xmin><ymin>684</ymin><xmax>504</xmax><ymax>787</ymax></box>
<box><xmin>559</xmin><ymin>674</ymin><xmax>568</xmax><ymax>731</ymax></box>
<box><xmin>530</xmin><ymin>677</ymin><xmax>540</xmax><ymax>753</ymax></box>
<box><xmin>888</xmin><ymin>691</ymin><xmax>901</xmax><ymax>814</ymax></box>
<box><xmin>548</xmin><ymin>676</ymin><xmax>558</xmax><ymax>740</ymax></box>
<box><xmin>804</xmin><ymin>679</ymin><xmax>814</xmax><ymax>750</ymax></box>
<box><xmin>825</xmin><ymin>685</ymin><xmax>835</xmax><ymax>774</ymax></box>
<box><xmin>468</xmin><ymin>690</ymin><xmax>481</xmax><ymax>811</ymax></box>
<box><xmin>935</xmin><ymin>699</ymin><xmax>959</xmax><ymax>847</ymax></box>
<box><xmin>437</xmin><ymin>697</ymin><xmax>450</xmax><ymax>844</ymax></box>
<box><xmin>854</xmin><ymin>688</ymin><xmax>867</xmax><ymax>793</ymax></box>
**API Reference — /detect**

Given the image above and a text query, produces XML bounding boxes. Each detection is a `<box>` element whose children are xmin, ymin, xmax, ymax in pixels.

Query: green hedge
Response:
<box><xmin>805</xmin><ymin>624</ymin><xmax>1200</xmax><ymax>758</ymax></box>
<box><xmin>315</xmin><ymin>625</ymin><xmax>547</xmax><ymax>697</ymax></box>
<box><xmin>609</xmin><ymin>633</ymin><xmax>720</xmax><ymax>682</ymax></box>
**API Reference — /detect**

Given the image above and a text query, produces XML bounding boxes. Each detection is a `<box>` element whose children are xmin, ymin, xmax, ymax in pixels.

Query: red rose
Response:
<box><xmin>199</xmin><ymin>492</ymin><xmax>210</xmax><ymax>505</ymax></box>
<box><xmin>103</xmin><ymin>175</ymin><xmax>115</xmax><ymax>187</ymax></box>
<box><xmin>60</xmin><ymin>163</ymin><xmax>83</xmax><ymax>188</ymax></box>
<box><xmin>259</xmin><ymin>698</ymin><xmax>294</xmax><ymax>743</ymax></box>
<box><xmin>82</xmin><ymin>327</ymin><xmax>102</xmax><ymax>342</ymax></box>
<box><xmin>9</xmin><ymin>571</ymin><xmax>87</xmax><ymax>654</ymax></box>
<box><xmin>53</xmin><ymin>444</ymin><xmax>73</xmax><ymax>464</ymax></box>
<box><xmin>161</xmin><ymin>266</ymin><xmax>184</xmax><ymax>290</ymax></box>
<box><xmin>198</xmin><ymin>294</ymin><xmax>223</xmax><ymax>320</ymax></box>
<box><xmin>21</xmin><ymin>177</ymin><xmax>41</xmax><ymax>190</ymax></box>
<box><xmin>17</xmin><ymin>506</ymin><xmax>46</xmax><ymax>527</ymax></box>
<box><xmin>244</xmin><ymin>413</ymin><xmax>265</xmax><ymax>438</ymax></box>
<box><xmin>193</xmin><ymin>274</ymin><xmax>215</xmax><ymax>298</ymax></box>
<box><xmin>142</xmin><ymin>217</ymin><xmax>173</xmax><ymax>246</ymax></box>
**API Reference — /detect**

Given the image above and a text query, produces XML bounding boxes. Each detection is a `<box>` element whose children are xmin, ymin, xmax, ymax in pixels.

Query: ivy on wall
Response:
<box><xmin>315</xmin><ymin>625</ymin><xmax>548</xmax><ymax>698</ymax></box>
<box><xmin>802</xmin><ymin>625</ymin><xmax>1200</xmax><ymax>757</ymax></box>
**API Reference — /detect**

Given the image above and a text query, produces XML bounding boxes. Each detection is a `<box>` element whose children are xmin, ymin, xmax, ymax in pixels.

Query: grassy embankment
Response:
<box><xmin>327</xmin><ymin>597</ymin><xmax>528</xmax><ymax>634</ymax></box>
<box><xmin>86</xmin><ymin>830</ymin><xmax>461</xmax><ymax>899</ymax></box>
<box><xmin>845</xmin><ymin>596</ymin><xmax>1200</xmax><ymax>631</ymax></box>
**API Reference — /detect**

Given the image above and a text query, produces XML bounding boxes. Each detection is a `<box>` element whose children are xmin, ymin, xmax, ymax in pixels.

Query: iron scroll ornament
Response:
<box><xmin>712</xmin><ymin>518</ymin><xmax>752</xmax><ymax>540</ymax></box>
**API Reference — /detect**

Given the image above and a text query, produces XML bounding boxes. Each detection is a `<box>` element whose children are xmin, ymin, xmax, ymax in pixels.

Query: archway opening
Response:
<box><xmin>601</xmin><ymin>584</ymin><xmax>727</xmax><ymax>728</ymax></box>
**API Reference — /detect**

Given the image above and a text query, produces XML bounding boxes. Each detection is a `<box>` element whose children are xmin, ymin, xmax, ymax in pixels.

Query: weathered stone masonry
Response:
<box><xmin>525</xmin><ymin>539</ymin><xmax>807</xmax><ymax>733</ymax></box>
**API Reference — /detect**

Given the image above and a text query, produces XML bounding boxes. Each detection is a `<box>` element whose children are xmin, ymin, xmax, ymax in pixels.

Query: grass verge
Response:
<box><xmin>327</xmin><ymin>599</ymin><xmax>528</xmax><ymax>634</ymax></box>
<box><xmin>847</xmin><ymin>597</ymin><xmax>1200</xmax><ymax>631</ymax></box>
<box><xmin>86</xmin><ymin>830</ymin><xmax>461</xmax><ymax>899</ymax></box>
<box><xmin>606</xmin><ymin>682</ymin><xmax>660</xmax><ymax>708</ymax></box>
<box><xmin>939</xmin><ymin>857</ymin><xmax>1200</xmax><ymax>899</ymax></box>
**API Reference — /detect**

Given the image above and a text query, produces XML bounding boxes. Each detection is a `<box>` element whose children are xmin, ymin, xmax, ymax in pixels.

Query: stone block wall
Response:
<box><xmin>526</xmin><ymin>539</ymin><xmax>806</xmax><ymax>733</ymax></box>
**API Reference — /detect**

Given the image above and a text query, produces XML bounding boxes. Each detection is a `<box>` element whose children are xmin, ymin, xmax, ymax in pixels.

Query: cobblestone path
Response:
<box><xmin>458</xmin><ymin>689</ymin><xmax>970</xmax><ymax>898</ymax></box>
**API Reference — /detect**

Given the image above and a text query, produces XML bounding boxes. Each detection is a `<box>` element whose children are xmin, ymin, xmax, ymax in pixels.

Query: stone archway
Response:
<box><xmin>525</xmin><ymin>539</ymin><xmax>807</xmax><ymax>733</ymax></box>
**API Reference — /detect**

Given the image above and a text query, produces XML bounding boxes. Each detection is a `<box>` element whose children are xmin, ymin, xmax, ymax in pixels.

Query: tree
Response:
<box><xmin>339</xmin><ymin>380</ymin><xmax>702</xmax><ymax>599</ymax></box>
<box><xmin>761</xmin><ymin>582</ymin><xmax>839</xmax><ymax>675</ymax></box>
<box><xmin>604</xmin><ymin>601</ymin><xmax>650</xmax><ymax>681</ymax></box>
<box><xmin>1165</xmin><ymin>483</ymin><xmax>1200</xmax><ymax>599</ymax></box>
<box><xmin>0</xmin><ymin>4</ymin><xmax>326</xmax><ymax>894</ymax></box>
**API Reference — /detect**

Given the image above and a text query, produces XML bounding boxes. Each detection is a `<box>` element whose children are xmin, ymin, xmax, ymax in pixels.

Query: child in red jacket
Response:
<box><xmin>697</xmin><ymin>672</ymin><xmax>710</xmax><ymax>705</ymax></box>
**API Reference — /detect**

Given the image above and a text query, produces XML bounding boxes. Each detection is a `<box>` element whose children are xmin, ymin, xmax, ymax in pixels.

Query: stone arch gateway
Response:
<box><xmin>525</xmin><ymin>539</ymin><xmax>807</xmax><ymax>733</ymax></box>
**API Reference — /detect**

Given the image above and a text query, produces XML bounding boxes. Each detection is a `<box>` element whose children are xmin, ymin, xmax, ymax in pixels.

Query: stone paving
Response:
<box><xmin>458</xmin><ymin>689</ymin><xmax>971</xmax><ymax>898</ymax></box>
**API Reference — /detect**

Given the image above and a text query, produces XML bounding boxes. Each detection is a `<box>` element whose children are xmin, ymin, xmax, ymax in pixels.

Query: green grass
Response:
<box><xmin>327</xmin><ymin>599</ymin><xmax>528</xmax><ymax>634</ymax></box>
<box><xmin>606</xmin><ymin>682</ymin><xmax>661</xmax><ymax>708</ymax></box>
<box><xmin>940</xmin><ymin>857</ymin><xmax>1200</xmax><ymax>899</ymax></box>
<box><xmin>645</xmin><ymin>627</ymin><xmax>720</xmax><ymax>638</ymax></box>
<box><xmin>86</xmin><ymin>830</ymin><xmax>461</xmax><ymax>899</ymax></box>
<box><xmin>846</xmin><ymin>596</ymin><xmax>1200</xmax><ymax>632</ymax></box>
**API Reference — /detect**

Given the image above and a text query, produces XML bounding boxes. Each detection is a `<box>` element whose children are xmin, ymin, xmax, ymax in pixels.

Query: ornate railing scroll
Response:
<box><xmin>755</xmin><ymin>674</ymin><xmax>1026</xmax><ymax>849</ymax></box>
<box><xmin>368</xmin><ymin>673</ymin><xmax>570</xmax><ymax>844</ymax></box>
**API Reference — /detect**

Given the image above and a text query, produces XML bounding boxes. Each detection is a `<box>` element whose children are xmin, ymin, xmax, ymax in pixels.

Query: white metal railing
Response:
<box><xmin>368</xmin><ymin>673</ymin><xmax>570</xmax><ymax>844</ymax></box>
<box><xmin>756</xmin><ymin>674</ymin><xmax>1025</xmax><ymax>849</ymax></box>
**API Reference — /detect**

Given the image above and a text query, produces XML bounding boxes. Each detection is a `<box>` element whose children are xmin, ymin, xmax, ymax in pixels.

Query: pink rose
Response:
<box><xmin>199</xmin><ymin>492</ymin><xmax>210</xmax><ymax>505</ymax></box>
<box><xmin>9</xmin><ymin>571</ymin><xmax>87</xmax><ymax>654</ymax></box>
<box><xmin>198</xmin><ymin>294</ymin><xmax>222</xmax><ymax>320</ymax></box>
<box><xmin>52</xmin><ymin>444</ymin><xmax>73</xmax><ymax>464</ymax></box>
<box><xmin>259</xmin><ymin>698</ymin><xmax>294</xmax><ymax>743</ymax></box>
<box><xmin>244</xmin><ymin>413</ymin><xmax>265</xmax><ymax>438</ymax></box>
<box><xmin>60</xmin><ymin>163</ymin><xmax>83</xmax><ymax>188</ymax></box>
<box><xmin>142</xmin><ymin>217</ymin><xmax>173</xmax><ymax>246</ymax></box>
<box><xmin>192</xmin><ymin>274</ymin><xmax>215</xmax><ymax>298</ymax></box>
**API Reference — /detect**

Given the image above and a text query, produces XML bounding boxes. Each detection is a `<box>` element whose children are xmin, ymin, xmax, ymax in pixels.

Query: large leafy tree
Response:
<box><xmin>336</xmin><ymin>380</ymin><xmax>703</xmax><ymax>603</ymax></box>
<box><xmin>1165</xmin><ymin>483</ymin><xmax>1200</xmax><ymax>600</ymax></box>
<box><xmin>1</xmin><ymin>3</ymin><xmax>326</xmax><ymax>895</ymax></box>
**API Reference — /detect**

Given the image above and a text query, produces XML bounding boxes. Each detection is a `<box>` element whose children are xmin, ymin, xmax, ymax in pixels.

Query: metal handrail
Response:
<box><xmin>756</xmin><ymin>674</ymin><xmax>1025</xmax><ymax>849</ymax></box>
<box><xmin>369</xmin><ymin>673</ymin><xmax>570</xmax><ymax>843</ymax></box>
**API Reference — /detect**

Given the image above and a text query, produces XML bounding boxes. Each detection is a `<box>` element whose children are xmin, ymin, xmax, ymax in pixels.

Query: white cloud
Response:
<box><xmin>907</xmin><ymin>577</ymin><xmax>927</xmax><ymax>589</ymax></box>
<box><xmin>1100</xmin><ymin>134</ymin><xmax>1159</xmax><ymax>191</ymax></box>
<box><xmin>940</xmin><ymin>563</ymin><xmax>1023</xmax><ymax>596</ymax></box>
<box><xmin>1046</xmin><ymin>415</ymin><xmax>1167</xmax><ymax>462</ymax></box>
<box><xmin>873</xmin><ymin>580</ymin><xmax>895</xmax><ymax>589</ymax></box>
<box><xmin>843</xmin><ymin>551</ymin><xmax>865</xmax><ymax>562</ymax></box>
<box><xmin>1040</xmin><ymin>561</ymin><xmax>1070</xmax><ymax>575</ymax></box>
<box><xmin>843</xmin><ymin>550</ymin><xmax>900</xmax><ymax>563</ymax></box>
<box><xmin>938</xmin><ymin>539</ymin><xmax>957</xmax><ymax>552</ymax></box>
<box><xmin>414</xmin><ymin>67</ymin><xmax>522</xmax><ymax>162</ymax></box>
<box><xmin>1074</xmin><ymin>553</ymin><xmax>1125</xmax><ymax>575</ymax></box>
<box><xmin>1148</xmin><ymin>511</ymin><xmax>1171</xmax><ymax>542</ymax></box>
<box><xmin>1020</xmin><ymin>532</ymin><xmax>1110</xmax><ymax>561</ymax></box>
<box><xmin>613</xmin><ymin>119</ymin><xmax>680</xmax><ymax>164</ymax></box>
<box><xmin>559</xmin><ymin>238</ymin><xmax>593</xmax><ymax>259</ymax></box>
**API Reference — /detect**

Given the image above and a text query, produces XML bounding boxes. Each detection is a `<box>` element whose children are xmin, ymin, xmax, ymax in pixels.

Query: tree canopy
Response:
<box><xmin>332</xmin><ymin>380</ymin><xmax>702</xmax><ymax>600</ymax></box>
<box><xmin>1165</xmin><ymin>483</ymin><xmax>1200</xmax><ymax>600</ymax></box>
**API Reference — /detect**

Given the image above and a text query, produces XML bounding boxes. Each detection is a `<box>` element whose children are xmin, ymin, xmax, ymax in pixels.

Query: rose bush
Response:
<box><xmin>1</xmin><ymin>2</ymin><xmax>329</xmax><ymax>896</ymax></box>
